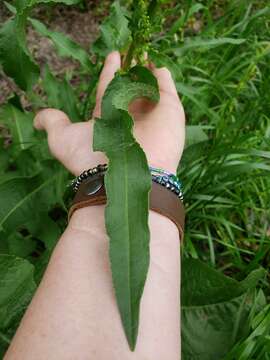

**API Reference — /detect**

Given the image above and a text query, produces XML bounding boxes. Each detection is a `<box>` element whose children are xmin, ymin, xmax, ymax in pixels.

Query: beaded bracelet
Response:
<box><xmin>71</xmin><ymin>164</ymin><xmax>183</xmax><ymax>200</ymax></box>
<box><xmin>71</xmin><ymin>164</ymin><xmax>108</xmax><ymax>192</ymax></box>
<box><xmin>150</xmin><ymin>166</ymin><xmax>183</xmax><ymax>200</ymax></box>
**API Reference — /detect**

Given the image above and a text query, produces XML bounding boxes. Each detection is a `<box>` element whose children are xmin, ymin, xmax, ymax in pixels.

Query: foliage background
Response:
<box><xmin>0</xmin><ymin>0</ymin><xmax>270</xmax><ymax>359</ymax></box>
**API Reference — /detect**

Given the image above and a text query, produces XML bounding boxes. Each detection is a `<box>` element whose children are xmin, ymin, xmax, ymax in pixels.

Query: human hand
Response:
<box><xmin>34</xmin><ymin>51</ymin><xmax>185</xmax><ymax>175</ymax></box>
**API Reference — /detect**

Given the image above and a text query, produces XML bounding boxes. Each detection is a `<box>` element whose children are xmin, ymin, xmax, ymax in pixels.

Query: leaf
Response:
<box><xmin>169</xmin><ymin>3</ymin><xmax>205</xmax><ymax>35</ymax></box>
<box><xmin>172</xmin><ymin>37</ymin><xmax>246</xmax><ymax>55</ymax></box>
<box><xmin>0</xmin><ymin>254</ymin><xmax>36</xmax><ymax>356</ymax></box>
<box><xmin>14</xmin><ymin>0</ymin><xmax>80</xmax><ymax>13</ymax></box>
<box><xmin>185</xmin><ymin>125</ymin><xmax>209</xmax><ymax>148</ymax></box>
<box><xmin>0</xmin><ymin>231</ymin><xmax>9</xmax><ymax>255</ymax></box>
<box><xmin>0</xmin><ymin>19</ymin><xmax>39</xmax><ymax>90</ymax></box>
<box><xmin>225</xmin><ymin>304</ymin><xmax>270</xmax><ymax>359</ymax></box>
<box><xmin>176</xmin><ymin>82</ymin><xmax>219</xmax><ymax>121</ymax></box>
<box><xmin>58</xmin><ymin>79</ymin><xmax>81</xmax><ymax>121</ymax></box>
<box><xmin>148</xmin><ymin>50</ymin><xmax>181</xmax><ymax>79</ymax></box>
<box><xmin>181</xmin><ymin>259</ymin><xmax>266</xmax><ymax>360</ymax></box>
<box><xmin>40</xmin><ymin>0</ymin><xmax>80</xmax><ymax>3</ymax></box>
<box><xmin>92</xmin><ymin>1</ymin><xmax>131</xmax><ymax>56</ymax></box>
<box><xmin>1</xmin><ymin>0</ymin><xmax>86</xmax><ymax>90</ymax></box>
<box><xmin>42</xmin><ymin>65</ymin><xmax>61</xmax><ymax>108</ymax></box>
<box><xmin>7</xmin><ymin>231</ymin><xmax>36</xmax><ymax>258</ymax></box>
<box><xmin>3</xmin><ymin>1</ymin><xmax>17</xmax><ymax>14</ymax></box>
<box><xmin>0</xmin><ymin>172</ymin><xmax>59</xmax><ymax>233</ymax></box>
<box><xmin>0</xmin><ymin>105</ymin><xmax>34</xmax><ymax>151</ymax></box>
<box><xmin>239</xmin><ymin>268</ymin><xmax>267</xmax><ymax>293</ymax></box>
<box><xmin>0</xmin><ymin>254</ymin><xmax>36</xmax><ymax>331</ymax></box>
<box><xmin>29</xmin><ymin>18</ymin><xmax>93</xmax><ymax>71</ymax></box>
<box><xmin>1</xmin><ymin>0</ymin><xmax>82</xmax><ymax>90</ymax></box>
<box><xmin>93</xmin><ymin>66</ymin><xmax>159</xmax><ymax>350</ymax></box>
<box><xmin>43</xmin><ymin>65</ymin><xmax>81</xmax><ymax>121</ymax></box>
<box><xmin>0</xmin><ymin>149</ymin><xmax>9</xmax><ymax>176</ymax></box>
<box><xmin>27</xmin><ymin>212</ymin><xmax>61</xmax><ymax>250</ymax></box>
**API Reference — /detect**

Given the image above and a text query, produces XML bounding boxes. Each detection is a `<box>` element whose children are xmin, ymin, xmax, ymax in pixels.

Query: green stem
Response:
<box><xmin>82</xmin><ymin>75</ymin><xmax>98</xmax><ymax>119</ymax></box>
<box><xmin>123</xmin><ymin>41</ymin><xmax>135</xmax><ymax>71</ymax></box>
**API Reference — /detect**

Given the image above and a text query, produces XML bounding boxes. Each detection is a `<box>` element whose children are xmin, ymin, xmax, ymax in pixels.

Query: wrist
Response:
<box><xmin>68</xmin><ymin>205</ymin><xmax>106</xmax><ymax>235</ymax></box>
<box><xmin>148</xmin><ymin>160</ymin><xmax>178</xmax><ymax>175</ymax></box>
<box><xmin>68</xmin><ymin>164</ymin><xmax>183</xmax><ymax>243</ymax></box>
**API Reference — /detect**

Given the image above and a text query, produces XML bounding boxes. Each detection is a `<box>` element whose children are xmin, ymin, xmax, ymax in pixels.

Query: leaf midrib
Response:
<box><xmin>123</xmin><ymin>148</ymin><xmax>133</xmax><ymax>339</ymax></box>
<box><xmin>11</xmin><ymin>107</ymin><xmax>25</xmax><ymax>150</ymax></box>
<box><xmin>0</xmin><ymin>175</ymin><xmax>56</xmax><ymax>228</ymax></box>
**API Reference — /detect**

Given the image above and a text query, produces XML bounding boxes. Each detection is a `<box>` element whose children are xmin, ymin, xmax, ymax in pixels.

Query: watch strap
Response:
<box><xmin>68</xmin><ymin>172</ymin><xmax>185</xmax><ymax>241</ymax></box>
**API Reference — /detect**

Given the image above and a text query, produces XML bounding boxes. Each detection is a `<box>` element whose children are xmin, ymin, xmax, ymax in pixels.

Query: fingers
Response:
<box><xmin>150</xmin><ymin>65</ymin><xmax>178</xmax><ymax>99</ymax></box>
<box><xmin>93</xmin><ymin>51</ymin><xmax>121</xmax><ymax>118</ymax></box>
<box><xmin>34</xmin><ymin>109</ymin><xmax>71</xmax><ymax>134</ymax></box>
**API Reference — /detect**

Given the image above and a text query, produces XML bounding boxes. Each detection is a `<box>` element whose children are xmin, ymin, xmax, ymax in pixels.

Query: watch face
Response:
<box><xmin>84</xmin><ymin>173</ymin><xmax>104</xmax><ymax>196</ymax></box>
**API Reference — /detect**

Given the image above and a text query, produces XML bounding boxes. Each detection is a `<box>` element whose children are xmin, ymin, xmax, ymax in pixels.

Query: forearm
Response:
<box><xmin>5</xmin><ymin>206</ymin><xmax>180</xmax><ymax>360</ymax></box>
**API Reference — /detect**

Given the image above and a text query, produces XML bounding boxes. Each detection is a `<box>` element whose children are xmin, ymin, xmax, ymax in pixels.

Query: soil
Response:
<box><xmin>0</xmin><ymin>3</ymin><xmax>102</xmax><ymax>104</ymax></box>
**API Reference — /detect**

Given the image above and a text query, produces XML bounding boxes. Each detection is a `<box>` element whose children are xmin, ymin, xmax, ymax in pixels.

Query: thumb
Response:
<box><xmin>150</xmin><ymin>66</ymin><xmax>179</xmax><ymax>100</ymax></box>
<box><xmin>34</xmin><ymin>108</ymin><xmax>80</xmax><ymax>174</ymax></box>
<box><xmin>34</xmin><ymin>108</ymin><xmax>71</xmax><ymax>134</ymax></box>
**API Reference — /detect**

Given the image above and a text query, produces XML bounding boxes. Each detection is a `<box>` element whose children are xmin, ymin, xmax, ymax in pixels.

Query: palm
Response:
<box><xmin>131</xmin><ymin>89</ymin><xmax>185</xmax><ymax>174</ymax></box>
<box><xmin>35</xmin><ymin>52</ymin><xmax>185</xmax><ymax>176</ymax></box>
<box><xmin>45</xmin><ymin>120</ymin><xmax>105</xmax><ymax>176</ymax></box>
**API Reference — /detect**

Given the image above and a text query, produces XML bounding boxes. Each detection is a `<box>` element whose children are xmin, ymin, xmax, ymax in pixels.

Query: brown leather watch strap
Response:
<box><xmin>69</xmin><ymin>172</ymin><xmax>185</xmax><ymax>241</ymax></box>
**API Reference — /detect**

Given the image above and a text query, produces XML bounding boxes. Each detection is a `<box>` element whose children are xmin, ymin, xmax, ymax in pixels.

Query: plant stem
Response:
<box><xmin>123</xmin><ymin>41</ymin><xmax>135</xmax><ymax>71</ymax></box>
<box><xmin>82</xmin><ymin>75</ymin><xmax>98</xmax><ymax>119</ymax></box>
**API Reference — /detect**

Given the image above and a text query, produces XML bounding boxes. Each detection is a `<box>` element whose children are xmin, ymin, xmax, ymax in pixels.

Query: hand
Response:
<box><xmin>34</xmin><ymin>51</ymin><xmax>185</xmax><ymax>175</ymax></box>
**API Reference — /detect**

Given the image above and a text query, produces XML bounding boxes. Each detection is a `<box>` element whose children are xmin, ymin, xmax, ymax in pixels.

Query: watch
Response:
<box><xmin>68</xmin><ymin>170</ymin><xmax>185</xmax><ymax>242</ymax></box>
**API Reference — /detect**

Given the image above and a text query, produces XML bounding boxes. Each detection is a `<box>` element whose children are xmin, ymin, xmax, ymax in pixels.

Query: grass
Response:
<box><xmin>160</xmin><ymin>0</ymin><xmax>270</xmax><ymax>286</ymax></box>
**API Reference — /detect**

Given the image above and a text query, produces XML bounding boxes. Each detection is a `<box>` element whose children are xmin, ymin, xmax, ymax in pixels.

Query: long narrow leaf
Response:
<box><xmin>0</xmin><ymin>19</ymin><xmax>39</xmax><ymax>90</ymax></box>
<box><xmin>93</xmin><ymin>66</ymin><xmax>159</xmax><ymax>350</ymax></box>
<box><xmin>14</xmin><ymin>0</ymin><xmax>80</xmax><ymax>13</ymax></box>
<box><xmin>0</xmin><ymin>105</ymin><xmax>34</xmax><ymax>150</ymax></box>
<box><xmin>43</xmin><ymin>66</ymin><xmax>81</xmax><ymax>121</ymax></box>
<box><xmin>172</xmin><ymin>37</ymin><xmax>246</xmax><ymax>55</ymax></box>
<box><xmin>29</xmin><ymin>18</ymin><xmax>93</xmax><ymax>71</ymax></box>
